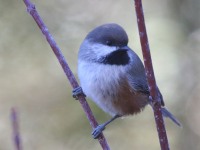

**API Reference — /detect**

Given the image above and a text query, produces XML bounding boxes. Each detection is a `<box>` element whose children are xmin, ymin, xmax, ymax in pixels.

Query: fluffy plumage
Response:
<box><xmin>78</xmin><ymin>24</ymin><xmax>181</xmax><ymax>131</ymax></box>
<box><xmin>78</xmin><ymin>23</ymin><xmax>150</xmax><ymax>116</ymax></box>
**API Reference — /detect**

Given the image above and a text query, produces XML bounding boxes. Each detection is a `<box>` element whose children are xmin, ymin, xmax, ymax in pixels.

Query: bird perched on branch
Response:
<box><xmin>74</xmin><ymin>23</ymin><xmax>181</xmax><ymax>139</ymax></box>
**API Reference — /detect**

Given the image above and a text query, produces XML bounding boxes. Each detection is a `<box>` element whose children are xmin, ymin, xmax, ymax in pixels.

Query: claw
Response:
<box><xmin>91</xmin><ymin>115</ymin><xmax>120</xmax><ymax>139</ymax></box>
<box><xmin>92</xmin><ymin>124</ymin><xmax>106</xmax><ymax>139</ymax></box>
<box><xmin>72</xmin><ymin>86</ymin><xmax>86</xmax><ymax>100</ymax></box>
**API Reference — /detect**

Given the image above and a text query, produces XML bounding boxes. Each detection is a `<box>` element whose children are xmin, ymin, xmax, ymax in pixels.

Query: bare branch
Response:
<box><xmin>22</xmin><ymin>0</ymin><xmax>110</xmax><ymax>149</ymax></box>
<box><xmin>134</xmin><ymin>0</ymin><xmax>170</xmax><ymax>149</ymax></box>
<box><xmin>11</xmin><ymin>108</ymin><xmax>23</xmax><ymax>150</ymax></box>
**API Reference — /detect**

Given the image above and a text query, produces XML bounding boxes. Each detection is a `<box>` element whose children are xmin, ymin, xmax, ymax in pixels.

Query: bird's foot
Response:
<box><xmin>92</xmin><ymin>124</ymin><xmax>106</xmax><ymax>139</ymax></box>
<box><xmin>148</xmin><ymin>96</ymin><xmax>160</xmax><ymax>107</ymax></box>
<box><xmin>72</xmin><ymin>86</ymin><xmax>86</xmax><ymax>100</ymax></box>
<box><xmin>148</xmin><ymin>96</ymin><xmax>154</xmax><ymax>106</ymax></box>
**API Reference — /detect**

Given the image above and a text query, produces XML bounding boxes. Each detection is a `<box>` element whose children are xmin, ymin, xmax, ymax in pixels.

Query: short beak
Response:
<box><xmin>117</xmin><ymin>46</ymin><xmax>129</xmax><ymax>51</ymax></box>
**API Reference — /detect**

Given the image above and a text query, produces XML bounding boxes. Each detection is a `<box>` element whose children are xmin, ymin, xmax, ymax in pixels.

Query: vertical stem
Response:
<box><xmin>134</xmin><ymin>0</ymin><xmax>170</xmax><ymax>149</ymax></box>
<box><xmin>11</xmin><ymin>108</ymin><xmax>23</xmax><ymax>150</ymax></box>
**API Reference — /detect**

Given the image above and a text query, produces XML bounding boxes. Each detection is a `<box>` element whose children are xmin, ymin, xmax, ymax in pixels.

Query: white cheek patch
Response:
<box><xmin>89</xmin><ymin>43</ymin><xmax>117</xmax><ymax>59</ymax></box>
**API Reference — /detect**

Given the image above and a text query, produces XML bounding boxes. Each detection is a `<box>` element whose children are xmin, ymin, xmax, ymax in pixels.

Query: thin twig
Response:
<box><xmin>11</xmin><ymin>108</ymin><xmax>23</xmax><ymax>150</ymax></box>
<box><xmin>22</xmin><ymin>0</ymin><xmax>110</xmax><ymax>149</ymax></box>
<box><xmin>134</xmin><ymin>0</ymin><xmax>170</xmax><ymax>150</ymax></box>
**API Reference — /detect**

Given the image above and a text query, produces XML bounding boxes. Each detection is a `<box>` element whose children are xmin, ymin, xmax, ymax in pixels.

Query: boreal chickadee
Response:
<box><xmin>77</xmin><ymin>23</ymin><xmax>181</xmax><ymax>139</ymax></box>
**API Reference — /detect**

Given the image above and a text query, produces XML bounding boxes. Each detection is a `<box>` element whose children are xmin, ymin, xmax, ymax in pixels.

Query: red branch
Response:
<box><xmin>22</xmin><ymin>0</ymin><xmax>110</xmax><ymax>149</ymax></box>
<box><xmin>134</xmin><ymin>0</ymin><xmax>170</xmax><ymax>150</ymax></box>
<box><xmin>11</xmin><ymin>108</ymin><xmax>23</xmax><ymax>150</ymax></box>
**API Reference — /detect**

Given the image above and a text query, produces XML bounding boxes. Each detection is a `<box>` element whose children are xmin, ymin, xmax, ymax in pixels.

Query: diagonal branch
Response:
<box><xmin>134</xmin><ymin>0</ymin><xmax>170</xmax><ymax>150</ymax></box>
<box><xmin>22</xmin><ymin>0</ymin><xmax>110</xmax><ymax>149</ymax></box>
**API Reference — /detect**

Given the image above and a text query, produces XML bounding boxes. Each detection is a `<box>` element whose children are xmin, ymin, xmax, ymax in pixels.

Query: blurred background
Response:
<box><xmin>0</xmin><ymin>0</ymin><xmax>200</xmax><ymax>149</ymax></box>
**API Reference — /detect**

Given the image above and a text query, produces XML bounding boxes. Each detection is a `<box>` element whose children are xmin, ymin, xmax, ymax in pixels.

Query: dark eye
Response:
<box><xmin>106</xmin><ymin>40</ymin><xmax>112</xmax><ymax>46</ymax></box>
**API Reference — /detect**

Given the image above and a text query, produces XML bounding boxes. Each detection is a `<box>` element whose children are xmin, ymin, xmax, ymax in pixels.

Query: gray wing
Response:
<box><xmin>126</xmin><ymin>50</ymin><xmax>150</xmax><ymax>95</ymax></box>
<box><xmin>126</xmin><ymin>49</ymin><xmax>165</xmax><ymax>106</ymax></box>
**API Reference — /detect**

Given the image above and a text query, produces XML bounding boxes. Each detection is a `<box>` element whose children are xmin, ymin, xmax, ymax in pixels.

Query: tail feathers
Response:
<box><xmin>161</xmin><ymin>107</ymin><xmax>182</xmax><ymax>127</ymax></box>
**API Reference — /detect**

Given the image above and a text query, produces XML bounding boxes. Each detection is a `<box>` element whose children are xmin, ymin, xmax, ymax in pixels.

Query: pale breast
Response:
<box><xmin>78</xmin><ymin>61</ymin><xmax>149</xmax><ymax>116</ymax></box>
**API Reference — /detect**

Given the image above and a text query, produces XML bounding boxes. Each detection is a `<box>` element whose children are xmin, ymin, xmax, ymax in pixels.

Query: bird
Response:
<box><xmin>74</xmin><ymin>23</ymin><xmax>181</xmax><ymax>139</ymax></box>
